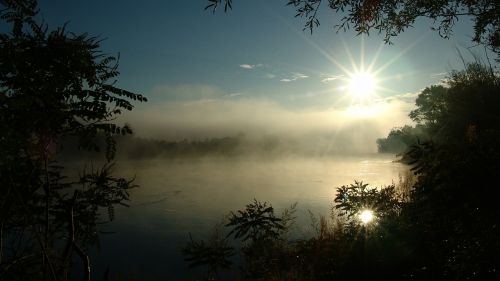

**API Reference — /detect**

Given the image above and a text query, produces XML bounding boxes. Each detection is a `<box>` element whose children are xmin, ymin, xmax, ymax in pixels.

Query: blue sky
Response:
<box><xmin>38</xmin><ymin>0</ymin><xmax>492</xmax><ymax>148</ymax></box>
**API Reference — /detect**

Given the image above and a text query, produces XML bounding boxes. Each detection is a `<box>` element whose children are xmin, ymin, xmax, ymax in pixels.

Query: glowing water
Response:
<box><xmin>92</xmin><ymin>154</ymin><xmax>406</xmax><ymax>279</ymax></box>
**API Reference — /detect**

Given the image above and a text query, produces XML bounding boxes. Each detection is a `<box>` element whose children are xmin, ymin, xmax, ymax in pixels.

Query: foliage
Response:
<box><xmin>0</xmin><ymin>0</ymin><xmax>146</xmax><ymax>280</ymax></box>
<box><xmin>226</xmin><ymin>199</ymin><xmax>285</xmax><ymax>242</ymax></box>
<box><xmin>186</xmin><ymin>188</ymin><xmax>413</xmax><ymax>281</ymax></box>
<box><xmin>334</xmin><ymin>181</ymin><xmax>401</xmax><ymax>221</ymax></box>
<box><xmin>205</xmin><ymin>0</ymin><xmax>500</xmax><ymax>56</ymax></box>
<box><xmin>205</xmin><ymin>0</ymin><xmax>233</xmax><ymax>13</ymax></box>
<box><xmin>0</xmin><ymin>1</ymin><xmax>146</xmax><ymax>155</ymax></box>
<box><xmin>402</xmin><ymin>63</ymin><xmax>500</xmax><ymax>280</ymax></box>
<box><xmin>376</xmin><ymin>125</ymin><xmax>427</xmax><ymax>154</ymax></box>
<box><xmin>279</xmin><ymin>202</ymin><xmax>298</xmax><ymax>237</ymax></box>
<box><xmin>184</xmin><ymin>201</ymin><xmax>300</xmax><ymax>280</ymax></box>
<box><xmin>409</xmin><ymin>85</ymin><xmax>448</xmax><ymax>127</ymax></box>
<box><xmin>374</xmin><ymin>62</ymin><xmax>500</xmax><ymax>279</ymax></box>
<box><xmin>183</xmin><ymin>228</ymin><xmax>234</xmax><ymax>280</ymax></box>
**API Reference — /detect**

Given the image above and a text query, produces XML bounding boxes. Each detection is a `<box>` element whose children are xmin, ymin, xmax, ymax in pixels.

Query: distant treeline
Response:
<box><xmin>58</xmin><ymin>134</ymin><xmax>303</xmax><ymax>160</ymax></box>
<box><xmin>376</xmin><ymin>125</ymin><xmax>428</xmax><ymax>154</ymax></box>
<box><xmin>60</xmin><ymin>131</ymin><xmax>386</xmax><ymax>160</ymax></box>
<box><xmin>117</xmin><ymin>135</ymin><xmax>246</xmax><ymax>158</ymax></box>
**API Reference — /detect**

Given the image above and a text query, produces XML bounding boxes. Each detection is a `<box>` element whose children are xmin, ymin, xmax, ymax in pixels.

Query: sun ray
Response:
<box><xmin>269</xmin><ymin>8</ymin><xmax>357</xmax><ymax>76</ymax></box>
<box><xmin>368</xmin><ymin>42</ymin><xmax>385</xmax><ymax>73</ymax></box>
<box><xmin>360</xmin><ymin>35</ymin><xmax>365</xmax><ymax>72</ymax></box>
<box><xmin>342</xmin><ymin>39</ymin><xmax>359</xmax><ymax>74</ymax></box>
<box><xmin>372</xmin><ymin>32</ymin><xmax>429</xmax><ymax>76</ymax></box>
<box><xmin>270</xmin><ymin>8</ymin><xmax>421</xmax><ymax>120</ymax></box>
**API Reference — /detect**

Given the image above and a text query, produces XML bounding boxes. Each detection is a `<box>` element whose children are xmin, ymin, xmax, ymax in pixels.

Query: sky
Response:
<box><xmin>37</xmin><ymin>0</ymin><xmax>493</xmax><ymax>151</ymax></box>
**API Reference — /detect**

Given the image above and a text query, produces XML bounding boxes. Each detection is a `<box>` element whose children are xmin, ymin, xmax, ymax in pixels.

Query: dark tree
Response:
<box><xmin>402</xmin><ymin>63</ymin><xmax>500</xmax><ymax>280</ymax></box>
<box><xmin>409</xmin><ymin>85</ymin><xmax>448</xmax><ymax>127</ymax></box>
<box><xmin>0</xmin><ymin>0</ymin><xmax>146</xmax><ymax>280</ymax></box>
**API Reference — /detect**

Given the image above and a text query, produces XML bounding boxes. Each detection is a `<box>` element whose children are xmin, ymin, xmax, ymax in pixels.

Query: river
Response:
<box><xmin>89</xmin><ymin>154</ymin><xmax>407</xmax><ymax>280</ymax></box>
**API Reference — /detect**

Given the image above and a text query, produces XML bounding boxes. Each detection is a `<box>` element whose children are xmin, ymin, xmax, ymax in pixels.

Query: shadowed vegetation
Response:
<box><xmin>0</xmin><ymin>0</ymin><xmax>146</xmax><ymax>279</ymax></box>
<box><xmin>185</xmin><ymin>181</ymin><xmax>414</xmax><ymax>281</ymax></box>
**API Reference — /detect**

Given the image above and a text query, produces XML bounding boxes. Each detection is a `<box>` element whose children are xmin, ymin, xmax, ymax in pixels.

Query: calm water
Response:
<box><xmin>90</xmin><ymin>154</ymin><xmax>407</xmax><ymax>280</ymax></box>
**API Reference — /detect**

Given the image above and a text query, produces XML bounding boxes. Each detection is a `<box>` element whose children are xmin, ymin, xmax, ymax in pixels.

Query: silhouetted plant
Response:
<box><xmin>374</xmin><ymin>62</ymin><xmax>500</xmax><ymax>279</ymax></box>
<box><xmin>279</xmin><ymin>202</ymin><xmax>298</xmax><ymax>238</ymax></box>
<box><xmin>197</xmin><ymin>190</ymin><xmax>410</xmax><ymax>281</ymax></box>
<box><xmin>400</xmin><ymin>63</ymin><xmax>500</xmax><ymax>280</ymax></box>
<box><xmin>226</xmin><ymin>199</ymin><xmax>285</xmax><ymax>242</ymax></box>
<box><xmin>0</xmin><ymin>1</ymin><xmax>146</xmax><ymax>280</ymax></box>
<box><xmin>183</xmin><ymin>227</ymin><xmax>234</xmax><ymax>281</ymax></box>
<box><xmin>334</xmin><ymin>181</ymin><xmax>401</xmax><ymax>222</ymax></box>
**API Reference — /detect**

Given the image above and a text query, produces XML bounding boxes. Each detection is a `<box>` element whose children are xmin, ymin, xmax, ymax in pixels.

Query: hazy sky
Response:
<box><xmin>38</xmin><ymin>0</ymin><xmax>492</xmax><ymax>145</ymax></box>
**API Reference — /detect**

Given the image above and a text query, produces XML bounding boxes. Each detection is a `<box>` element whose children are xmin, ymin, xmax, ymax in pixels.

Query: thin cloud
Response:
<box><xmin>321</xmin><ymin>75</ymin><xmax>344</xmax><ymax>83</ymax></box>
<box><xmin>294</xmin><ymin>73</ymin><xmax>309</xmax><ymax>79</ymax></box>
<box><xmin>378</xmin><ymin>91</ymin><xmax>419</xmax><ymax>103</ymax></box>
<box><xmin>280</xmin><ymin>72</ymin><xmax>309</xmax><ymax>82</ymax></box>
<box><xmin>239</xmin><ymin>63</ymin><xmax>266</xmax><ymax>70</ymax></box>
<box><xmin>240</xmin><ymin>64</ymin><xmax>255</xmax><ymax>69</ymax></box>
<box><xmin>224</xmin><ymin>92</ymin><xmax>244</xmax><ymax>98</ymax></box>
<box><xmin>431</xmin><ymin>72</ymin><xmax>448</xmax><ymax>77</ymax></box>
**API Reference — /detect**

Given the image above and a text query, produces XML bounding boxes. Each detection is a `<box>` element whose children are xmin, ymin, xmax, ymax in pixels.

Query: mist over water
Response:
<box><xmin>66</xmin><ymin>102</ymin><xmax>413</xmax><ymax>279</ymax></box>
<box><xmin>121</xmin><ymin>95</ymin><xmax>414</xmax><ymax>154</ymax></box>
<box><xmin>91</xmin><ymin>154</ymin><xmax>407</xmax><ymax>280</ymax></box>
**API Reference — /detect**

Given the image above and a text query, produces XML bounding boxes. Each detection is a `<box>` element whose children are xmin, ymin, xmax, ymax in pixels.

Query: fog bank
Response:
<box><xmin>120</xmin><ymin>87</ymin><xmax>414</xmax><ymax>154</ymax></box>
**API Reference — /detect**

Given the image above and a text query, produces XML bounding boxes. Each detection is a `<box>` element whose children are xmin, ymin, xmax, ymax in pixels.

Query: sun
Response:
<box><xmin>359</xmin><ymin>209</ymin><xmax>374</xmax><ymax>224</ymax></box>
<box><xmin>294</xmin><ymin>35</ymin><xmax>416</xmax><ymax>117</ymax></box>
<box><xmin>348</xmin><ymin>72</ymin><xmax>376</xmax><ymax>101</ymax></box>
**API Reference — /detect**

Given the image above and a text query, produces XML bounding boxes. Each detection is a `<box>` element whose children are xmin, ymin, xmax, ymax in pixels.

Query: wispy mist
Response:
<box><xmin>121</xmin><ymin>84</ymin><xmax>415</xmax><ymax>154</ymax></box>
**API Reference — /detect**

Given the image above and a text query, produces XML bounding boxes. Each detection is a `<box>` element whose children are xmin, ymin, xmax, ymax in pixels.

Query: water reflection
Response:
<box><xmin>92</xmin><ymin>154</ymin><xmax>406</xmax><ymax>280</ymax></box>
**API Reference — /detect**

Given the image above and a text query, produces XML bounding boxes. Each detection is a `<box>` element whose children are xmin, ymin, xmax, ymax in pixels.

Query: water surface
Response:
<box><xmin>91</xmin><ymin>154</ymin><xmax>406</xmax><ymax>280</ymax></box>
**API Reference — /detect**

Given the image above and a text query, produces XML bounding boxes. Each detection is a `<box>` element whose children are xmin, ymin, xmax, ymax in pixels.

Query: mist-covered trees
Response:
<box><xmin>376</xmin><ymin>125</ymin><xmax>426</xmax><ymax>154</ymax></box>
<box><xmin>0</xmin><ymin>0</ymin><xmax>146</xmax><ymax>279</ymax></box>
<box><xmin>206</xmin><ymin>0</ymin><xmax>500</xmax><ymax>56</ymax></box>
<box><xmin>377</xmin><ymin>84</ymin><xmax>449</xmax><ymax>154</ymax></box>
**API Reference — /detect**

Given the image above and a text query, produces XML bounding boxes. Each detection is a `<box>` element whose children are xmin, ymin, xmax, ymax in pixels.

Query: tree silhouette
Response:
<box><xmin>409</xmin><ymin>85</ymin><xmax>448</xmax><ymax>127</ymax></box>
<box><xmin>400</xmin><ymin>63</ymin><xmax>500</xmax><ymax>280</ymax></box>
<box><xmin>0</xmin><ymin>1</ymin><xmax>146</xmax><ymax>279</ymax></box>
